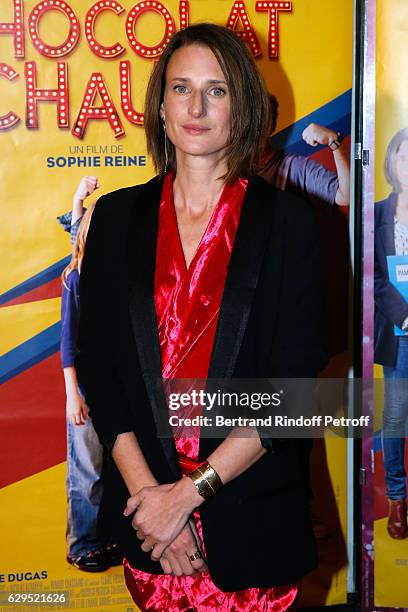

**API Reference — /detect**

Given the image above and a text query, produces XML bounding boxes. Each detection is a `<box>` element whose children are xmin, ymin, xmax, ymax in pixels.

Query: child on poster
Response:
<box><xmin>59</xmin><ymin>178</ymin><xmax>121</xmax><ymax>571</ymax></box>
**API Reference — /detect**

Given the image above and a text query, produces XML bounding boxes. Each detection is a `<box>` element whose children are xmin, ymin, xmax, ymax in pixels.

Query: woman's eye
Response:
<box><xmin>174</xmin><ymin>85</ymin><xmax>188</xmax><ymax>94</ymax></box>
<box><xmin>210</xmin><ymin>87</ymin><xmax>226</xmax><ymax>97</ymax></box>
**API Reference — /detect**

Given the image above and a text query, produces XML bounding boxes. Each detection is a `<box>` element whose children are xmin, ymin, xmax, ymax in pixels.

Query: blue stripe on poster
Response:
<box><xmin>0</xmin><ymin>257</ymin><xmax>69</xmax><ymax>306</ymax></box>
<box><xmin>0</xmin><ymin>323</ymin><xmax>61</xmax><ymax>385</ymax></box>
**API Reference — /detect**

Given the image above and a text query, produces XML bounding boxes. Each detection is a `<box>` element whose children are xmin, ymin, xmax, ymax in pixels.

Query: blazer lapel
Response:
<box><xmin>127</xmin><ymin>176</ymin><xmax>181</xmax><ymax>480</ymax></box>
<box><xmin>208</xmin><ymin>176</ymin><xmax>275</xmax><ymax>378</ymax></box>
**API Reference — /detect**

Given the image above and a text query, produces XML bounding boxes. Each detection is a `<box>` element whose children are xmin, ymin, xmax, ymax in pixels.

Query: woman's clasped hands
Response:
<box><xmin>123</xmin><ymin>478</ymin><xmax>207</xmax><ymax>576</ymax></box>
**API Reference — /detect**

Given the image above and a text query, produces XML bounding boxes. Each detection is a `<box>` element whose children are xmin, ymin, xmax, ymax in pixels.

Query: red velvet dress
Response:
<box><xmin>123</xmin><ymin>173</ymin><xmax>298</xmax><ymax>611</ymax></box>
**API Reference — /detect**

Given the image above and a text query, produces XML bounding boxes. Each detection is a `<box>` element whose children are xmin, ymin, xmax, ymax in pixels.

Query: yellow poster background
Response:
<box><xmin>0</xmin><ymin>1</ymin><xmax>353</xmax><ymax>609</ymax></box>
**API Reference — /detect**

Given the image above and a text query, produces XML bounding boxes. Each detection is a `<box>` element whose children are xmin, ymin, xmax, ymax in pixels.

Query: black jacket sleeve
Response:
<box><xmin>75</xmin><ymin>195</ymin><xmax>133</xmax><ymax>452</ymax></box>
<box><xmin>260</xmin><ymin>193</ymin><xmax>327</xmax><ymax>451</ymax></box>
<box><xmin>270</xmin><ymin>195</ymin><xmax>327</xmax><ymax>377</ymax></box>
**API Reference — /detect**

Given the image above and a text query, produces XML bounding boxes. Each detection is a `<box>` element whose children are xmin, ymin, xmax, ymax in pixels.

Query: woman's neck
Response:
<box><xmin>173</xmin><ymin>154</ymin><xmax>228</xmax><ymax>216</ymax></box>
<box><xmin>397</xmin><ymin>191</ymin><xmax>408</xmax><ymax>210</ymax></box>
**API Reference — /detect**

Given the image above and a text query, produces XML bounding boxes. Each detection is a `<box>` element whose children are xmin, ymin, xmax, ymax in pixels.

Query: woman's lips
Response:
<box><xmin>182</xmin><ymin>124</ymin><xmax>210</xmax><ymax>135</ymax></box>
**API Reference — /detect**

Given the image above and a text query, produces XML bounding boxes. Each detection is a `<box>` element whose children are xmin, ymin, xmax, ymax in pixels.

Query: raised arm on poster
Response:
<box><xmin>259</xmin><ymin>96</ymin><xmax>350</xmax><ymax>208</ymax></box>
<box><xmin>72</xmin><ymin>176</ymin><xmax>100</xmax><ymax>225</ymax></box>
<box><xmin>302</xmin><ymin>123</ymin><xmax>350</xmax><ymax>206</ymax></box>
<box><xmin>57</xmin><ymin>176</ymin><xmax>100</xmax><ymax>245</ymax></box>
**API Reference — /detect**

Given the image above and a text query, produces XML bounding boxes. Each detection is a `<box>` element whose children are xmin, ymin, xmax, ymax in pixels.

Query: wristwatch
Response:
<box><xmin>328</xmin><ymin>132</ymin><xmax>344</xmax><ymax>151</ymax></box>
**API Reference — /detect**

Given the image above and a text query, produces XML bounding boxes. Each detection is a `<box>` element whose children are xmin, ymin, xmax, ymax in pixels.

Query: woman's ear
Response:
<box><xmin>159</xmin><ymin>103</ymin><xmax>165</xmax><ymax>121</ymax></box>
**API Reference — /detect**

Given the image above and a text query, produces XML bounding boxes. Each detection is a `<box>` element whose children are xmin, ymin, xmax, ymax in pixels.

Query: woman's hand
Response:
<box><xmin>124</xmin><ymin>477</ymin><xmax>203</xmax><ymax>560</ymax></box>
<box><xmin>158</xmin><ymin>520</ymin><xmax>208</xmax><ymax>576</ymax></box>
<box><xmin>66</xmin><ymin>391</ymin><xmax>88</xmax><ymax>425</ymax></box>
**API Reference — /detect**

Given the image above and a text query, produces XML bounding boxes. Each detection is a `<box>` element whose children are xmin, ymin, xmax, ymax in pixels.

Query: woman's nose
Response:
<box><xmin>189</xmin><ymin>91</ymin><xmax>205</xmax><ymax>117</ymax></box>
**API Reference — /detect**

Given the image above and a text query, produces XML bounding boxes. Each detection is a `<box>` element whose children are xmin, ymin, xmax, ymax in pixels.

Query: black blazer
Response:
<box><xmin>76</xmin><ymin>174</ymin><xmax>327</xmax><ymax>592</ymax></box>
<box><xmin>374</xmin><ymin>193</ymin><xmax>408</xmax><ymax>366</ymax></box>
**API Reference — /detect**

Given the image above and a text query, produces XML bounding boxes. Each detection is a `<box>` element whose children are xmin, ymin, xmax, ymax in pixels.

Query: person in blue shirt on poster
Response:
<box><xmin>60</xmin><ymin>178</ymin><xmax>121</xmax><ymax>571</ymax></box>
<box><xmin>375</xmin><ymin>127</ymin><xmax>408</xmax><ymax>539</ymax></box>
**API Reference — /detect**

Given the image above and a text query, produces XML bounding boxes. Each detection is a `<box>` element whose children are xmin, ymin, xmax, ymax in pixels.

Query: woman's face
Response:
<box><xmin>162</xmin><ymin>44</ymin><xmax>231</xmax><ymax>163</ymax></box>
<box><xmin>395</xmin><ymin>140</ymin><xmax>408</xmax><ymax>192</ymax></box>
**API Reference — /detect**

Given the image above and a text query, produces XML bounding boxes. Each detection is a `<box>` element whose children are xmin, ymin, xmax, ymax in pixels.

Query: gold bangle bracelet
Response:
<box><xmin>188</xmin><ymin>461</ymin><xmax>223</xmax><ymax>500</ymax></box>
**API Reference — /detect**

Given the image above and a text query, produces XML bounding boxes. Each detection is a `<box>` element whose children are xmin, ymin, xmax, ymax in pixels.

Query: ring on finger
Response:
<box><xmin>136</xmin><ymin>530</ymin><xmax>145</xmax><ymax>540</ymax></box>
<box><xmin>188</xmin><ymin>550</ymin><xmax>202</xmax><ymax>562</ymax></box>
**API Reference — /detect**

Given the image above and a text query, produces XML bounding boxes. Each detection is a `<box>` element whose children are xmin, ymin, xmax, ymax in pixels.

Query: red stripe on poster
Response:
<box><xmin>0</xmin><ymin>353</ymin><xmax>66</xmax><ymax>488</ymax></box>
<box><xmin>1</xmin><ymin>278</ymin><xmax>62</xmax><ymax>308</ymax></box>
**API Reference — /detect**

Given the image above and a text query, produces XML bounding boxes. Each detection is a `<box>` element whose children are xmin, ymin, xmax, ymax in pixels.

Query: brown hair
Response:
<box><xmin>268</xmin><ymin>94</ymin><xmax>279</xmax><ymax>135</ymax></box>
<box><xmin>385</xmin><ymin>128</ymin><xmax>408</xmax><ymax>192</ymax></box>
<box><xmin>144</xmin><ymin>23</ymin><xmax>271</xmax><ymax>183</ymax></box>
<box><xmin>62</xmin><ymin>200</ymin><xmax>97</xmax><ymax>285</ymax></box>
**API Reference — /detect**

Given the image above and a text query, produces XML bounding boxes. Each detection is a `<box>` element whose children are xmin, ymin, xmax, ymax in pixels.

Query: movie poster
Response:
<box><xmin>373</xmin><ymin>0</ymin><xmax>408</xmax><ymax>607</ymax></box>
<box><xmin>0</xmin><ymin>1</ymin><xmax>353</xmax><ymax>609</ymax></box>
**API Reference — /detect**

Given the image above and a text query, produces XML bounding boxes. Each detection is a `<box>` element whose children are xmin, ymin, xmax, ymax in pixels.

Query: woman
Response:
<box><xmin>76</xmin><ymin>24</ymin><xmax>327</xmax><ymax>610</ymax></box>
<box><xmin>375</xmin><ymin>127</ymin><xmax>408</xmax><ymax>539</ymax></box>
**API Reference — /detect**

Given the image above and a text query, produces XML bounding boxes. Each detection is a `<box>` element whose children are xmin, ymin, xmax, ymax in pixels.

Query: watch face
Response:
<box><xmin>329</xmin><ymin>134</ymin><xmax>343</xmax><ymax>151</ymax></box>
